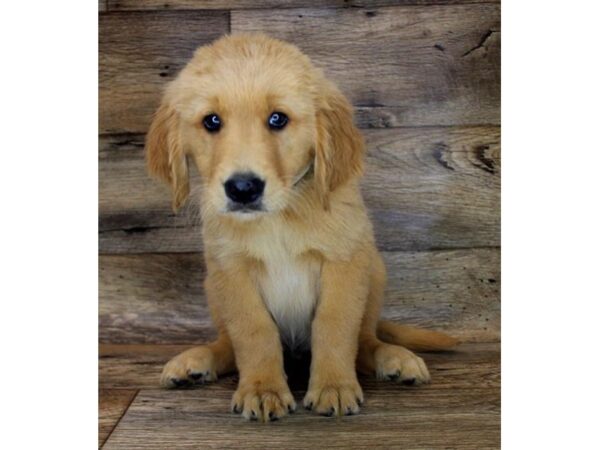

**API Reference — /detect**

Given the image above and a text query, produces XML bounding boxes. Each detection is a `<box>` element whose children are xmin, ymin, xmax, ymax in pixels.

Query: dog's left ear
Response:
<box><xmin>314</xmin><ymin>80</ymin><xmax>365</xmax><ymax>207</ymax></box>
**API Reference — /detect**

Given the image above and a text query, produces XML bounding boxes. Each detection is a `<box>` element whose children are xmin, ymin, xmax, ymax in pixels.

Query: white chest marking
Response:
<box><xmin>256</xmin><ymin>247</ymin><xmax>319</xmax><ymax>351</ymax></box>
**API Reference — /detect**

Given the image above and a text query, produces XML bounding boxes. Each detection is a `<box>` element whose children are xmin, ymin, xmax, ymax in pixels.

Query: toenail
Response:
<box><xmin>402</xmin><ymin>378</ymin><xmax>416</xmax><ymax>386</ymax></box>
<box><xmin>171</xmin><ymin>378</ymin><xmax>190</xmax><ymax>387</ymax></box>
<box><xmin>322</xmin><ymin>407</ymin><xmax>335</xmax><ymax>417</ymax></box>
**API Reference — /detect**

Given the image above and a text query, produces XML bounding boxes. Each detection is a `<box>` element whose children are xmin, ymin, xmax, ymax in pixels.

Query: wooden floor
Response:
<box><xmin>99</xmin><ymin>343</ymin><xmax>499</xmax><ymax>449</ymax></box>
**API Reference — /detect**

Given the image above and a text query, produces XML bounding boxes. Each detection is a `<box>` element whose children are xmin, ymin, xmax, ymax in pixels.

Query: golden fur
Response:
<box><xmin>146</xmin><ymin>34</ymin><xmax>458</xmax><ymax>421</ymax></box>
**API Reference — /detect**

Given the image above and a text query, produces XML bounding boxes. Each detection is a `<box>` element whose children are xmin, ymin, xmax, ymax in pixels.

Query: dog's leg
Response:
<box><xmin>208</xmin><ymin>263</ymin><xmax>295</xmax><ymax>422</ymax></box>
<box><xmin>161</xmin><ymin>274</ymin><xmax>238</xmax><ymax>388</ymax></box>
<box><xmin>160</xmin><ymin>334</ymin><xmax>235</xmax><ymax>388</ymax></box>
<box><xmin>303</xmin><ymin>249</ymin><xmax>370</xmax><ymax>416</ymax></box>
<box><xmin>356</xmin><ymin>252</ymin><xmax>431</xmax><ymax>385</ymax></box>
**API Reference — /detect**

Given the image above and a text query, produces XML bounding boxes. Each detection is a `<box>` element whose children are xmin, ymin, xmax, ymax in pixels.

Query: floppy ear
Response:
<box><xmin>314</xmin><ymin>81</ymin><xmax>364</xmax><ymax>207</ymax></box>
<box><xmin>145</xmin><ymin>100</ymin><xmax>189</xmax><ymax>211</ymax></box>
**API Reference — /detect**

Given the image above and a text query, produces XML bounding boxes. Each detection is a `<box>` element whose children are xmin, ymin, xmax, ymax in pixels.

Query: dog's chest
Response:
<box><xmin>252</xmin><ymin>241</ymin><xmax>320</xmax><ymax>351</ymax></box>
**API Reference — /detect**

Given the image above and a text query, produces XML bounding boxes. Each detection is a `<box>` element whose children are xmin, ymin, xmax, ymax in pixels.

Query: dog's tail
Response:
<box><xmin>376</xmin><ymin>320</ymin><xmax>460</xmax><ymax>352</ymax></box>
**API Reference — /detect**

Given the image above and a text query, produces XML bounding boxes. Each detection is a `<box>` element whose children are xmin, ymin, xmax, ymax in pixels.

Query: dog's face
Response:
<box><xmin>146</xmin><ymin>34</ymin><xmax>364</xmax><ymax>218</ymax></box>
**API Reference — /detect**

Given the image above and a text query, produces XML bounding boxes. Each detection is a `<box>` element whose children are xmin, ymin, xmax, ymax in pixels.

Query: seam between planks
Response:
<box><xmin>98</xmin><ymin>124</ymin><xmax>501</xmax><ymax>140</ymax></box>
<box><xmin>101</xmin><ymin>389</ymin><xmax>140</xmax><ymax>449</ymax></box>
<box><xmin>98</xmin><ymin>246</ymin><xmax>501</xmax><ymax>257</ymax></box>
<box><xmin>99</xmin><ymin>8</ymin><xmax>232</xmax><ymax>17</ymax></box>
<box><xmin>98</xmin><ymin>341</ymin><xmax>502</xmax><ymax>356</ymax></box>
<box><xmin>105</xmin><ymin>1</ymin><xmax>501</xmax><ymax>14</ymax></box>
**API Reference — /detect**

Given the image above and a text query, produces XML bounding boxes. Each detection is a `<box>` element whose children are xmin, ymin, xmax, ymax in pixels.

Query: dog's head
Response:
<box><xmin>146</xmin><ymin>34</ymin><xmax>364</xmax><ymax>218</ymax></box>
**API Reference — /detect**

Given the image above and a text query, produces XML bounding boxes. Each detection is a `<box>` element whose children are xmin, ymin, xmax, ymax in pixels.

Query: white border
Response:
<box><xmin>503</xmin><ymin>1</ymin><xmax>600</xmax><ymax>448</ymax></box>
<box><xmin>1</xmin><ymin>1</ymin><xmax>98</xmax><ymax>448</ymax></box>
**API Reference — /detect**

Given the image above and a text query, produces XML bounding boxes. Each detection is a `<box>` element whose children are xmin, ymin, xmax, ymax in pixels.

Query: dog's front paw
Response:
<box><xmin>303</xmin><ymin>377</ymin><xmax>363</xmax><ymax>416</ymax></box>
<box><xmin>160</xmin><ymin>346</ymin><xmax>217</xmax><ymax>388</ymax></box>
<box><xmin>231</xmin><ymin>377</ymin><xmax>296</xmax><ymax>422</ymax></box>
<box><xmin>375</xmin><ymin>344</ymin><xmax>431</xmax><ymax>385</ymax></box>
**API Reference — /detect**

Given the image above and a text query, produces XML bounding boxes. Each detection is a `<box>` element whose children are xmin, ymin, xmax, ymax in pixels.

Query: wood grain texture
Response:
<box><xmin>99</xmin><ymin>126</ymin><xmax>500</xmax><ymax>254</ymax></box>
<box><xmin>99</xmin><ymin>254</ymin><xmax>215</xmax><ymax>344</ymax></box>
<box><xmin>99</xmin><ymin>248</ymin><xmax>499</xmax><ymax>344</ymax></box>
<box><xmin>99</xmin><ymin>5</ymin><xmax>499</xmax><ymax>133</ymax></box>
<box><xmin>100</xmin><ymin>342</ymin><xmax>499</xmax><ymax>390</ymax></box>
<box><xmin>99</xmin><ymin>389</ymin><xmax>138</xmax><ymax>447</ymax></box>
<box><xmin>101</xmin><ymin>343</ymin><xmax>499</xmax><ymax>449</ymax></box>
<box><xmin>107</xmin><ymin>0</ymin><xmax>500</xmax><ymax>11</ymax></box>
<box><xmin>99</xmin><ymin>5</ymin><xmax>500</xmax><ymax>446</ymax></box>
<box><xmin>232</xmin><ymin>4</ymin><xmax>500</xmax><ymax>128</ymax></box>
<box><xmin>99</xmin><ymin>11</ymin><xmax>229</xmax><ymax>134</ymax></box>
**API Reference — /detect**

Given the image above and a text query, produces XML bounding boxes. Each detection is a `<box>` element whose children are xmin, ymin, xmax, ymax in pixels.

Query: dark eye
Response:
<box><xmin>268</xmin><ymin>112</ymin><xmax>288</xmax><ymax>130</ymax></box>
<box><xmin>202</xmin><ymin>114</ymin><xmax>221</xmax><ymax>132</ymax></box>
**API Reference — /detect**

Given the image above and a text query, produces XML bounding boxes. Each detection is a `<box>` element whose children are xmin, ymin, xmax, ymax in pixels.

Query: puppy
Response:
<box><xmin>146</xmin><ymin>33</ymin><xmax>457</xmax><ymax>421</ymax></box>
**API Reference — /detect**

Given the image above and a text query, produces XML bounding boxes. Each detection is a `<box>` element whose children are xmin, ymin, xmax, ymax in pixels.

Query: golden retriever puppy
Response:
<box><xmin>146</xmin><ymin>33</ymin><xmax>457</xmax><ymax>421</ymax></box>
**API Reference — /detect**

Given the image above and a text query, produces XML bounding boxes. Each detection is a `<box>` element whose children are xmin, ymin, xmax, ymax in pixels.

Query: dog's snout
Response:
<box><xmin>224</xmin><ymin>173</ymin><xmax>265</xmax><ymax>205</ymax></box>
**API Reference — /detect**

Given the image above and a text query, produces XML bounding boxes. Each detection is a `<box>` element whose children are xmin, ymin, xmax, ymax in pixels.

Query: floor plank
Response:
<box><xmin>99</xmin><ymin>126</ymin><xmax>500</xmax><ymax>254</ymax></box>
<box><xmin>104</xmin><ymin>392</ymin><xmax>499</xmax><ymax>449</ymax></box>
<box><xmin>101</xmin><ymin>343</ymin><xmax>499</xmax><ymax>449</ymax></box>
<box><xmin>100</xmin><ymin>343</ymin><xmax>499</xmax><ymax>390</ymax></box>
<box><xmin>99</xmin><ymin>249</ymin><xmax>499</xmax><ymax>344</ymax></box>
<box><xmin>99</xmin><ymin>389</ymin><xmax>138</xmax><ymax>447</ymax></box>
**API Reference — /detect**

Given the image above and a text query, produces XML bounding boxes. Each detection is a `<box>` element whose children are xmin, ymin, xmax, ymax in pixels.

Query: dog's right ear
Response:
<box><xmin>145</xmin><ymin>99</ymin><xmax>190</xmax><ymax>212</ymax></box>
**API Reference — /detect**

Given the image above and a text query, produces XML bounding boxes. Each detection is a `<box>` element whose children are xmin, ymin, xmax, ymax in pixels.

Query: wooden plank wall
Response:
<box><xmin>99</xmin><ymin>1</ymin><xmax>500</xmax><ymax>345</ymax></box>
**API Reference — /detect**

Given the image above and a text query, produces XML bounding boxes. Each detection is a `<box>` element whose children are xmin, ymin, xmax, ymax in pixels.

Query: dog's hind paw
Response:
<box><xmin>374</xmin><ymin>344</ymin><xmax>431</xmax><ymax>385</ymax></box>
<box><xmin>160</xmin><ymin>346</ymin><xmax>218</xmax><ymax>388</ymax></box>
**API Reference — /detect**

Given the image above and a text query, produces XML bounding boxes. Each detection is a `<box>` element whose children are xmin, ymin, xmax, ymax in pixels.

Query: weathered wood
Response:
<box><xmin>107</xmin><ymin>0</ymin><xmax>500</xmax><ymax>11</ymax></box>
<box><xmin>99</xmin><ymin>11</ymin><xmax>229</xmax><ymax>134</ymax></box>
<box><xmin>99</xmin><ymin>5</ymin><xmax>499</xmax><ymax>445</ymax></box>
<box><xmin>99</xmin><ymin>254</ymin><xmax>215</xmax><ymax>344</ymax></box>
<box><xmin>383</xmin><ymin>248</ymin><xmax>500</xmax><ymax>342</ymax></box>
<box><xmin>99</xmin><ymin>5</ymin><xmax>499</xmax><ymax>133</ymax></box>
<box><xmin>99</xmin><ymin>0</ymin><xmax>107</xmax><ymax>12</ymax></box>
<box><xmin>99</xmin><ymin>342</ymin><xmax>499</xmax><ymax>390</ymax></box>
<box><xmin>99</xmin><ymin>389</ymin><xmax>138</xmax><ymax>447</ymax></box>
<box><xmin>232</xmin><ymin>4</ymin><xmax>500</xmax><ymax>128</ymax></box>
<box><xmin>99</xmin><ymin>126</ymin><xmax>500</xmax><ymax>254</ymax></box>
<box><xmin>365</xmin><ymin>126</ymin><xmax>500</xmax><ymax>251</ymax></box>
<box><xmin>99</xmin><ymin>248</ymin><xmax>499</xmax><ymax>344</ymax></box>
<box><xmin>101</xmin><ymin>343</ymin><xmax>499</xmax><ymax>449</ymax></box>
<box><xmin>100</xmin><ymin>345</ymin><xmax>191</xmax><ymax>389</ymax></box>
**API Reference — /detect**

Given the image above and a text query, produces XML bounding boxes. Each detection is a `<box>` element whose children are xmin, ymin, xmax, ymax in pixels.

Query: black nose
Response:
<box><xmin>224</xmin><ymin>173</ymin><xmax>265</xmax><ymax>205</ymax></box>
